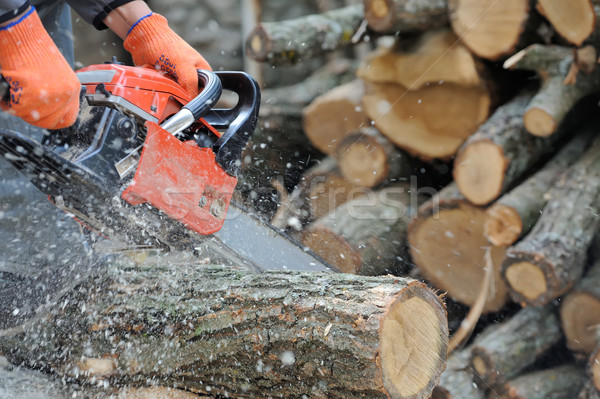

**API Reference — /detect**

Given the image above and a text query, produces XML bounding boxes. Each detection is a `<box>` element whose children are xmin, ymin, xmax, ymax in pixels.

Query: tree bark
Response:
<box><xmin>363</xmin><ymin>0</ymin><xmax>448</xmax><ymax>34</ymax></box>
<box><xmin>579</xmin><ymin>380</ymin><xmax>600</xmax><ymax>399</ymax></box>
<box><xmin>302</xmin><ymin>79</ymin><xmax>370</xmax><ymax>155</ymax></box>
<box><xmin>502</xmin><ymin>140</ymin><xmax>600</xmax><ymax>307</ymax></box>
<box><xmin>536</xmin><ymin>0</ymin><xmax>599</xmax><ymax>46</ymax></box>
<box><xmin>407</xmin><ymin>184</ymin><xmax>509</xmax><ymax>313</ymax></box>
<box><xmin>490</xmin><ymin>364</ymin><xmax>587</xmax><ymax>399</ymax></box>
<box><xmin>469</xmin><ymin>304</ymin><xmax>563</xmax><ymax>387</ymax></box>
<box><xmin>504</xmin><ymin>44</ymin><xmax>600</xmax><ymax>137</ymax></box>
<box><xmin>448</xmin><ymin>0</ymin><xmax>540</xmax><ymax>61</ymax></box>
<box><xmin>301</xmin><ymin>184</ymin><xmax>418</xmax><ymax>275</ymax></box>
<box><xmin>0</xmin><ymin>263</ymin><xmax>448</xmax><ymax>399</ymax></box>
<box><xmin>453</xmin><ymin>88</ymin><xmax>572</xmax><ymax>206</ymax></box>
<box><xmin>484</xmin><ymin>127</ymin><xmax>596</xmax><ymax>246</ymax></box>
<box><xmin>559</xmin><ymin>260</ymin><xmax>600</xmax><ymax>353</ymax></box>
<box><xmin>334</xmin><ymin>128</ymin><xmax>413</xmax><ymax>188</ymax></box>
<box><xmin>245</xmin><ymin>5</ymin><xmax>364</xmax><ymax>65</ymax></box>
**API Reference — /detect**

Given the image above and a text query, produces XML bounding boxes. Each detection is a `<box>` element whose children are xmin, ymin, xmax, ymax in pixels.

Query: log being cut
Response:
<box><xmin>0</xmin><ymin>262</ymin><xmax>449</xmax><ymax>399</ymax></box>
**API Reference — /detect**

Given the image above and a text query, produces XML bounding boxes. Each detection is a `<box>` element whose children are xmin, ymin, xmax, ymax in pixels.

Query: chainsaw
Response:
<box><xmin>0</xmin><ymin>59</ymin><xmax>334</xmax><ymax>272</ymax></box>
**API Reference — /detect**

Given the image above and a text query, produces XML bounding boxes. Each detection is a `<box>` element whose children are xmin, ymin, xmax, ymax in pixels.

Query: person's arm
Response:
<box><xmin>101</xmin><ymin>0</ymin><xmax>151</xmax><ymax>39</ymax></box>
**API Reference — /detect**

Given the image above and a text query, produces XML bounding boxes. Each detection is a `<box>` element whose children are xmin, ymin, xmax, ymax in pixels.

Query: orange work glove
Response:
<box><xmin>0</xmin><ymin>7</ymin><xmax>80</xmax><ymax>129</ymax></box>
<box><xmin>124</xmin><ymin>13</ymin><xmax>211</xmax><ymax>98</ymax></box>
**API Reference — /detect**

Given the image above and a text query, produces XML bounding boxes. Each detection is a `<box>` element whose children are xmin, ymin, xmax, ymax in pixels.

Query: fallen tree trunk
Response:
<box><xmin>408</xmin><ymin>184</ymin><xmax>509</xmax><ymax>312</ymax></box>
<box><xmin>469</xmin><ymin>304</ymin><xmax>562</xmax><ymax>387</ymax></box>
<box><xmin>536</xmin><ymin>0</ymin><xmax>599</xmax><ymax>46</ymax></box>
<box><xmin>484</xmin><ymin>127</ymin><xmax>596</xmax><ymax>246</ymax></box>
<box><xmin>303</xmin><ymin>79</ymin><xmax>370</xmax><ymax>155</ymax></box>
<box><xmin>245</xmin><ymin>5</ymin><xmax>364</xmax><ymax>65</ymax></box>
<box><xmin>363</xmin><ymin>0</ymin><xmax>448</xmax><ymax>34</ymax></box>
<box><xmin>0</xmin><ymin>263</ymin><xmax>449</xmax><ymax>399</ymax></box>
<box><xmin>301</xmin><ymin>184</ymin><xmax>418</xmax><ymax>275</ymax></box>
<box><xmin>448</xmin><ymin>0</ymin><xmax>540</xmax><ymax>60</ymax></box>
<box><xmin>334</xmin><ymin>128</ymin><xmax>413</xmax><ymax>188</ymax></box>
<box><xmin>490</xmin><ymin>364</ymin><xmax>588</xmax><ymax>399</ymax></box>
<box><xmin>359</xmin><ymin>29</ymin><xmax>491</xmax><ymax>160</ymax></box>
<box><xmin>504</xmin><ymin>44</ymin><xmax>600</xmax><ymax>137</ymax></box>
<box><xmin>453</xmin><ymin>88</ymin><xmax>571</xmax><ymax>206</ymax></box>
<box><xmin>559</xmin><ymin>260</ymin><xmax>600</xmax><ymax>353</ymax></box>
<box><xmin>502</xmin><ymin>140</ymin><xmax>600</xmax><ymax>306</ymax></box>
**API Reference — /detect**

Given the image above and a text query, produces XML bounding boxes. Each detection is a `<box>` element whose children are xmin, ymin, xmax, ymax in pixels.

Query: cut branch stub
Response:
<box><xmin>363</xmin><ymin>0</ymin><xmax>448</xmax><ymax>34</ymax></box>
<box><xmin>245</xmin><ymin>5</ymin><xmax>364</xmax><ymax>65</ymax></box>
<box><xmin>0</xmin><ymin>264</ymin><xmax>449</xmax><ymax>399</ymax></box>
<box><xmin>448</xmin><ymin>0</ymin><xmax>538</xmax><ymax>61</ymax></box>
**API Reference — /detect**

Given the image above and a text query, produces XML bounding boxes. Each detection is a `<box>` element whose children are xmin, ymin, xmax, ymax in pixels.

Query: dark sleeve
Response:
<box><xmin>65</xmin><ymin>0</ymin><xmax>137</xmax><ymax>30</ymax></box>
<box><xmin>0</xmin><ymin>0</ymin><xmax>29</xmax><ymax>24</ymax></box>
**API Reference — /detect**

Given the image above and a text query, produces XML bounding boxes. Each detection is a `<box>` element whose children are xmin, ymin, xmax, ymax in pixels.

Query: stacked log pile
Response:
<box><xmin>242</xmin><ymin>0</ymin><xmax>600</xmax><ymax>397</ymax></box>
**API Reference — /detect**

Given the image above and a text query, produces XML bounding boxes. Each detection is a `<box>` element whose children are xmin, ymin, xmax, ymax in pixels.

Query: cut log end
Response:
<box><xmin>454</xmin><ymin>140</ymin><xmax>507</xmax><ymax>206</ymax></box>
<box><xmin>484</xmin><ymin>204</ymin><xmax>523</xmax><ymax>246</ymax></box>
<box><xmin>245</xmin><ymin>25</ymin><xmax>270</xmax><ymax>62</ymax></box>
<box><xmin>336</xmin><ymin>135</ymin><xmax>389</xmax><ymax>188</ymax></box>
<box><xmin>560</xmin><ymin>292</ymin><xmax>600</xmax><ymax>353</ymax></box>
<box><xmin>409</xmin><ymin>201</ymin><xmax>508</xmax><ymax>312</ymax></box>
<box><xmin>380</xmin><ymin>286</ymin><xmax>448</xmax><ymax>398</ymax></box>
<box><xmin>301</xmin><ymin>226</ymin><xmax>361</xmax><ymax>274</ymax></box>
<box><xmin>523</xmin><ymin>107</ymin><xmax>558</xmax><ymax>137</ymax></box>
<box><xmin>471</xmin><ymin>354</ymin><xmax>491</xmax><ymax>383</ymax></box>
<box><xmin>364</xmin><ymin>0</ymin><xmax>395</xmax><ymax>32</ymax></box>
<box><xmin>536</xmin><ymin>0</ymin><xmax>596</xmax><ymax>46</ymax></box>
<box><xmin>503</xmin><ymin>260</ymin><xmax>548</xmax><ymax>304</ymax></box>
<box><xmin>448</xmin><ymin>0</ymin><xmax>531</xmax><ymax>60</ymax></box>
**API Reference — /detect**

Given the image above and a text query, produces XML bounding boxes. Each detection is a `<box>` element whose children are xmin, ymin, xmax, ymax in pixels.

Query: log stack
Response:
<box><xmin>242</xmin><ymin>2</ymin><xmax>600</xmax><ymax>397</ymax></box>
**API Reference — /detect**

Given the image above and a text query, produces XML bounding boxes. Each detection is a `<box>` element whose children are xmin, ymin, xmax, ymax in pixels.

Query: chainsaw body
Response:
<box><xmin>47</xmin><ymin>61</ymin><xmax>260</xmax><ymax>237</ymax></box>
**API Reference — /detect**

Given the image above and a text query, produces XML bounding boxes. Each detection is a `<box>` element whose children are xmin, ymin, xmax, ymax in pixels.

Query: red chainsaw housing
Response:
<box><xmin>77</xmin><ymin>63</ymin><xmax>236</xmax><ymax>235</ymax></box>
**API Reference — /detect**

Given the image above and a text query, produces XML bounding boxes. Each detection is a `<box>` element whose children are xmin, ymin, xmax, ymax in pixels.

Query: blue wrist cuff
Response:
<box><xmin>127</xmin><ymin>12</ymin><xmax>153</xmax><ymax>36</ymax></box>
<box><xmin>0</xmin><ymin>5</ymin><xmax>34</xmax><ymax>31</ymax></box>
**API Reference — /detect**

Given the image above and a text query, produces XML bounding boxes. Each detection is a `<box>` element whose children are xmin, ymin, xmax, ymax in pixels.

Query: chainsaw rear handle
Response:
<box><xmin>161</xmin><ymin>69</ymin><xmax>222</xmax><ymax>135</ymax></box>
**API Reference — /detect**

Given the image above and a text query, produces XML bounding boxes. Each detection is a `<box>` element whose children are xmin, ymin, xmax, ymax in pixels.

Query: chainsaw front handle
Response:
<box><xmin>161</xmin><ymin>69</ymin><xmax>223</xmax><ymax>135</ymax></box>
<box><xmin>205</xmin><ymin>71</ymin><xmax>261</xmax><ymax>177</ymax></box>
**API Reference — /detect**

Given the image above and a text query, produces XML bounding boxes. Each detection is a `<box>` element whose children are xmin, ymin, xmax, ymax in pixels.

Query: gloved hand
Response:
<box><xmin>124</xmin><ymin>13</ymin><xmax>211</xmax><ymax>98</ymax></box>
<box><xmin>0</xmin><ymin>7</ymin><xmax>80</xmax><ymax>129</ymax></box>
